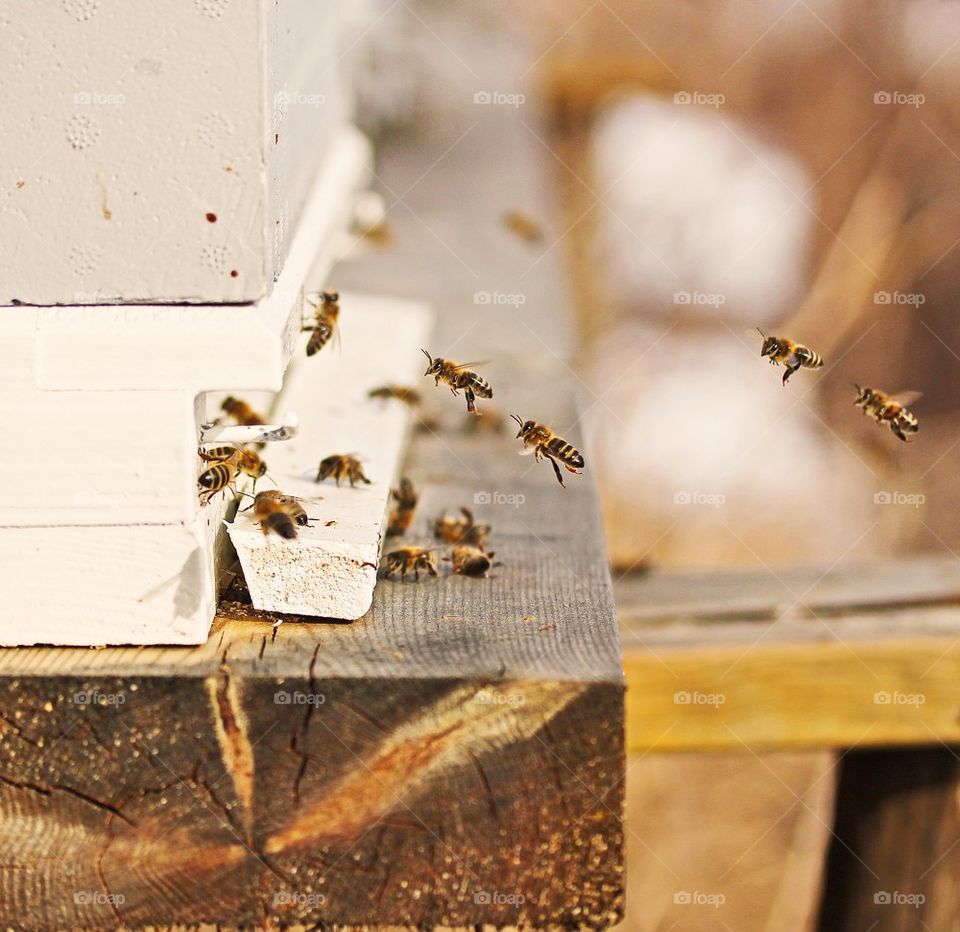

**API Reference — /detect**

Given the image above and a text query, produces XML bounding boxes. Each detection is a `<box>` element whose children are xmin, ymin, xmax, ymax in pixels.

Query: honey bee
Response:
<box><xmin>511</xmin><ymin>415</ymin><xmax>585</xmax><ymax>487</ymax></box>
<box><xmin>387</xmin><ymin>478</ymin><xmax>418</xmax><ymax>536</ymax></box>
<box><xmin>432</xmin><ymin>506</ymin><xmax>491</xmax><ymax>549</ymax></box>
<box><xmin>368</xmin><ymin>385</ymin><xmax>422</xmax><ymax>407</ymax></box>
<box><xmin>502</xmin><ymin>209</ymin><xmax>543</xmax><ymax>243</ymax></box>
<box><xmin>197</xmin><ymin>445</ymin><xmax>267</xmax><ymax>502</ymax></box>
<box><xmin>853</xmin><ymin>385</ymin><xmax>920</xmax><ymax>442</ymax></box>
<box><xmin>383</xmin><ymin>546</ymin><xmax>439</xmax><ymax>581</ymax></box>
<box><xmin>316</xmin><ymin>454</ymin><xmax>371</xmax><ymax>487</ymax></box>
<box><xmin>462</xmin><ymin>406</ymin><xmax>506</xmax><ymax>434</ymax></box>
<box><xmin>221</xmin><ymin>396</ymin><xmax>266</xmax><ymax>426</ymax></box>
<box><xmin>251</xmin><ymin>490</ymin><xmax>313</xmax><ymax>540</ymax></box>
<box><xmin>303</xmin><ymin>291</ymin><xmax>340</xmax><ymax>357</ymax></box>
<box><xmin>446</xmin><ymin>544</ymin><xmax>497</xmax><ymax>577</ymax></box>
<box><xmin>756</xmin><ymin>329</ymin><xmax>824</xmax><ymax>385</ymax></box>
<box><xmin>421</xmin><ymin>349</ymin><xmax>493</xmax><ymax>415</ymax></box>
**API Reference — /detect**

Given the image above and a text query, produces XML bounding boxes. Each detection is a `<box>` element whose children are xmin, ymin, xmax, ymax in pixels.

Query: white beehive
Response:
<box><xmin>0</xmin><ymin>2</ymin><xmax>413</xmax><ymax>646</ymax></box>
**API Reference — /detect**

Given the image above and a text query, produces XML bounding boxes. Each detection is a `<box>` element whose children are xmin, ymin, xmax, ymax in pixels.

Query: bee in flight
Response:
<box><xmin>446</xmin><ymin>544</ymin><xmax>497</xmax><ymax>578</ymax></box>
<box><xmin>462</xmin><ymin>406</ymin><xmax>507</xmax><ymax>434</ymax></box>
<box><xmin>511</xmin><ymin>415</ymin><xmax>585</xmax><ymax>487</ymax></box>
<box><xmin>421</xmin><ymin>349</ymin><xmax>493</xmax><ymax>415</ymax></box>
<box><xmin>853</xmin><ymin>385</ymin><xmax>920</xmax><ymax>443</ymax></box>
<box><xmin>250</xmin><ymin>490</ymin><xmax>314</xmax><ymax>540</ymax></box>
<box><xmin>387</xmin><ymin>478</ymin><xmax>419</xmax><ymax>536</ymax></box>
<box><xmin>756</xmin><ymin>329</ymin><xmax>824</xmax><ymax>385</ymax></box>
<box><xmin>368</xmin><ymin>385</ymin><xmax>423</xmax><ymax>408</ymax></box>
<box><xmin>220</xmin><ymin>395</ymin><xmax>266</xmax><ymax>427</ymax></box>
<box><xmin>432</xmin><ymin>506</ymin><xmax>491</xmax><ymax>550</ymax></box>
<box><xmin>303</xmin><ymin>291</ymin><xmax>340</xmax><ymax>357</ymax></box>
<box><xmin>384</xmin><ymin>545</ymin><xmax>439</xmax><ymax>581</ymax></box>
<box><xmin>502</xmin><ymin>209</ymin><xmax>544</xmax><ymax>244</ymax></box>
<box><xmin>315</xmin><ymin>453</ymin><xmax>371</xmax><ymax>487</ymax></box>
<box><xmin>198</xmin><ymin>445</ymin><xmax>267</xmax><ymax>503</ymax></box>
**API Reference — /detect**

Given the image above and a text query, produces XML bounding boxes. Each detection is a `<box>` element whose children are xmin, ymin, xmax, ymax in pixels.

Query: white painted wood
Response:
<box><xmin>0</xmin><ymin>0</ymin><xmax>349</xmax><ymax>305</ymax></box>
<box><xmin>227</xmin><ymin>293</ymin><xmax>434</xmax><ymax>619</ymax></box>
<box><xmin>0</xmin><ymin>127</ymin><xmax>371</xmax><ymax>528</ymax></box>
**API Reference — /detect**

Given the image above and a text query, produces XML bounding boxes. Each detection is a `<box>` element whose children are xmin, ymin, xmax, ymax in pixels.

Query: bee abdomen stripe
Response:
<box><xmin>265</xmin><ymin>512</ymin><xmax>296</xmax><ymax>539</ymax></box>
<box><xmin>798</xmin><ymin>348</ymin><xmax>823</xmax><ymax>368</ymax></box>
<box><xmin>548</xmin><ymin>438</ymin><xmax>584</xmax><ymax>467</ymax></box>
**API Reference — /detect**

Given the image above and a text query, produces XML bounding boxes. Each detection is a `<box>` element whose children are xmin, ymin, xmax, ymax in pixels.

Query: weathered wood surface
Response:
<box><xmin>621</xmin><ymin>565</ymin><xmax>960</xmax><ymax>751</ymax></box>
<box><xmin>0</xmin><ymin>20</ymin><xmax>624</xmax><ymax>931</ymax></box>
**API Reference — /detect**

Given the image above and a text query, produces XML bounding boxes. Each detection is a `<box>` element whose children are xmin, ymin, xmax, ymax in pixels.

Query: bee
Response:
<box><xmin>756</xmin><ymin>329</ymin><xmax>824</xmax><ymax>385</ymax></box>
<box><xmin>383</xmin><ymin>546</ymin><xmax>439</xmax><ymax>581</ymax></box>
<box><xmin>432</xmin><ymin>506</ymin><xmax>491</xmax><ymax>549</ymax></box>
<box><xmin>251</xmin><ymin>490</ymin><xmax>313</xmax><ymax>540</ymax></box>
<box><xmin>303</xmin><ymin>291</ymin><xmax>340</xmax><ymax>357</ymax></box>
<box><xmin>502</xmin><ymin>209</ymin><xmax>543</xmax><ymax>243</ymax></box>
<box><xmin>368</xmin><ymin>385</ymin><xmax>422</xmax><ymax>407</ymax></box>
<box><xmin>316</xmin><ymin>454</ymin><xmax>371</xmax><ymax>487</ymax></box>
<box><xmin>462</xmin><ymin>406</ymin><xmax>506</xmax><ymax>434</ymax></box>
<box><xmin>197</xmin><ymin>445</ymin><xmax>267</xmax><ymax>503</ymax></box>
<box><xmin>421</xmin><ymin>349</ymin><xmax>492</xmax><ymax>415</ymax></box>
<box><xmin>221</xmin><ymin>396</ymin><xmax>266</xmax><ymax>426</ymax></box>
<box><xmin>446</xmin><ymin>544</ymin><xmax>497</xmax><ymax>577</ymax></box>
<box><xmin>387</xmin><ymin>478</ymin><xmax>418</xmax><ymax>536</ymax></box>
<box><xmin>853</xmin><ymin>385</ymin><xmax>920</xmax><ymax>443</ymax></box>
<box><xmin>511</xmin><ymin>415</ymin><xmax>585</xmax><ymax>487</ymax></box>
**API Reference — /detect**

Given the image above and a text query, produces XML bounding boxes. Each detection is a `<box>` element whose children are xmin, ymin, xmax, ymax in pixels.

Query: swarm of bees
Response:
<box><xmin>303</xmin><ymin>291</ymin><xmax>340</xmax><ymax>357</ymax></box>
<box><xmin>753</xmin><ymin>330</ymin><xmax>922</xmax><ymax>441</ymax></box>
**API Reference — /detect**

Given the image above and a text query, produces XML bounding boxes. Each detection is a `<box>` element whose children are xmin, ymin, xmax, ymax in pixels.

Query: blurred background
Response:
<box><xmin>340</xmin><ymin>1</ymin><xmax>960</xmax><ymax>928</ymax></box>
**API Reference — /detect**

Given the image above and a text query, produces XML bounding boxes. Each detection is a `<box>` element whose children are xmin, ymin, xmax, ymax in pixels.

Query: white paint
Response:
<box><xmin>0</xmin><ymin>0</ymin><xmax>348</xmax><ymax>305</ymax></box>
<box><xmin>228</xmin><ymin>294</ymin><xmax>434</xmax><ymax>620</ymax></box>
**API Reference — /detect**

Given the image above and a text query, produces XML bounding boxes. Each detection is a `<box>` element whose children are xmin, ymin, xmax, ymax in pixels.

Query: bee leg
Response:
<box><xmin>546</xmin><ymin>454</ymin><xmax>566</xmax><ymax>487</ymax></box>
<box><xmin>414</xmin><ymin>566</ymin><xmax>421</xmax><ymax>581</ymax></box>
<box><xmin>427</xmin><ymin>561</ymin><xmax>438</xmax><ymax>577</ymax></box>
<box><xmin>782</xmin><ymin>364</ymin><xmax>798</xmax><ymax>386</ymax></box>
<box><xmin>891</xmin><ymin>420</ymin><xmax>909</xmax><ymax>443</ymax></box>
<box><xmin>465</xmin><ymin>387</ymin><xmax>477</xmax><ymax>415</ymax></box>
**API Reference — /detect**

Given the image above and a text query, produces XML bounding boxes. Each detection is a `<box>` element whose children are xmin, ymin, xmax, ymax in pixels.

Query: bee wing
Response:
<box><xmin>450</xmin><ymin>359</ymin><xmax>492</xmax><ymax>370</ymax></box>
<box><xmin>890</xmin><ymin>390</ymin><xmax>923</xmax><ymax>406</ymax></box>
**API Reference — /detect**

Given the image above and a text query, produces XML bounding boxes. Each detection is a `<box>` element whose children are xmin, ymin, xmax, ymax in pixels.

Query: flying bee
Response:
<box><xmin>315</xmin><ymin>453</ymin><xmax>371</xmax><ymax>487</ymax></box>
<box><xmin>387</xmin><ymin>478</ymin><xmax>419</xmax><ymax>536</ymax></box>
<box><xmin>502</xmin><ymin>209</ymin><xmax>544</xmax><ymax>243</ymax></box>
<box><xmin>383</xmin><ymin>546</ymin><xmax>439</xmax><ymax>581</ymax></box>
<box><xmin>421</xmin><ymin>349</ymin><xmax>493</xmax><ymax>415</ymax></box>
<box><xmin>446</xmin><ymin>544</ymin><xmax>497</xmax><ymax>578</ymax></box>
<box><xmin>853</xmin><ymin>385</ymin><xmax>921</xmax><ymax>443</ymax></box>
<box><xmin>462</xmin><ymin>406</ymin><xmax>507</xmax><ymax>434</ymax></box>
<box><xmin>432</xmin><ymin>506</ymin><xmax>491</xmax><ymax>549</ymax></box>
<box><xmin>303</xmin><ymin>291</ymin><xmax>340</xmax><ymax>357</ymax></box>
<box><xmin>250</xmin><ymin>490</ymin><xmax>313</xmax><ymax>540</ymax></box>
<box><xmin>221</xmin><ymin>396</ymin><xmax>266</xmax><ymax>426</ymax></box>
<box><xmin>511</xmin><ymin>415</ymin><xmax>585</xmax><ymax>487</ymax></box>
<box><xmin>368</xmin><ymin>385</ymin><xmax>422</xmax><ymax>407</ymax></box>
<box><xmin>197</xmin><ymin>445</ymin><xmax>267</xmax><ymax>502</ymax></box>
<box><xmin>756</xmin><ymin>329</ymin><xmax>824</xmax><ymax>385</ymax></box>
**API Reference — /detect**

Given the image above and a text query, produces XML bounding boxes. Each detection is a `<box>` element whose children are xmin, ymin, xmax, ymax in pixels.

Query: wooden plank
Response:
<box><xmin>624</xmin><ymin>633</ymin><xmax>960</xmax><ymax>752</ymax></box>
